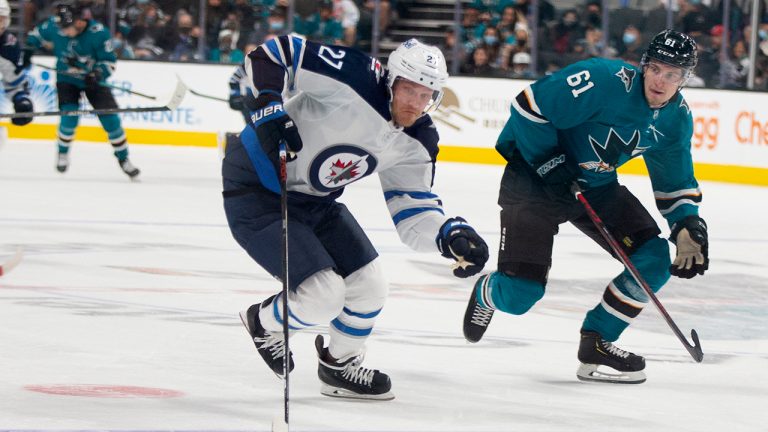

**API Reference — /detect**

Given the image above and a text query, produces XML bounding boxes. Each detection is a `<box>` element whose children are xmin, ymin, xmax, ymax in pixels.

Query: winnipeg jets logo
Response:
<box><xmin>647</xmin><ymin>124</ymin><xmax>666</xmax><ymax>142</ymax></box>
<box><xmin>615</xmin><ymin>66</ymin><xmax>636</xmax><ymax>93</ymax></box>
<box><xmin>580</xmin><ymin>128</ymin><xmax>647</xmax><ymax>173</ymax></box>
<box><xmin>310</xmin><ymin>145</ymin><xmax>378</xmax><ymax>193</ymax></box>
<box><xmin>325</xmin><ymin>155</ymin><xmax>368</xmax><ymax>186</ymax></box>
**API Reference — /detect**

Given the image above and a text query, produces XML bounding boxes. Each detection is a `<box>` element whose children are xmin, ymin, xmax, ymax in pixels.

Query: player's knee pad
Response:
<box><xmin>97</xmin><ymin>114</ymin><xmax>122</xmax><ymax>135</ymax></box>
<box><xmin>342</xmin><ymin>258</ymin><xmax>388</xmax><ymax>312</ymax></box>
<box><xmin>286</xmin><ymin>268</ymin><xmax>346</xmax><ymax>327</ymax></box>
<box><xmin>490</xmin><ymin>271</ymin><xmax>545</xmax><ymax>315</ymax></box>
<box><xmin>627</xmin><ymin>236</ymin><xmax>671</xmax><ymax>291</ymax></box>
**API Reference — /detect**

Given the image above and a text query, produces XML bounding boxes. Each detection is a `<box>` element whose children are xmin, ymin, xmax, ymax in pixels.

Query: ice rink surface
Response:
<box><xmin>1</xmin><ymin>139</ymin><xmax>766</xmax><ymax>432</ymax></box>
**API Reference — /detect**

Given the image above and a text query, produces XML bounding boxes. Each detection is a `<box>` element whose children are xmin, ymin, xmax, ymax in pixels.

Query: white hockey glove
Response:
<box><xmin>669</xmin><ymin>216</ymin><xmax>709</xmax><ymax>279</ymax></box>
<box><xmin>437</xmin><ymin>217</ymin><xmax>489</xmax><ymax>278</ymax></box>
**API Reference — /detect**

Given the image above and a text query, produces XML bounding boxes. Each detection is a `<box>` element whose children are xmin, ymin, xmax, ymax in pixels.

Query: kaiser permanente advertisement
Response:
<box><xmin>2</xmin><ymin>57</ymin><xmax>766</xmax><ymax>186</ymax></box>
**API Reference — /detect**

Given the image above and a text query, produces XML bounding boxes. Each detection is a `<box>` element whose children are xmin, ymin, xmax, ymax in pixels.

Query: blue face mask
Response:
<box><xmin>623</xmin><ymin>32</ymin><xmax>637</xmax><ymax>45</ymax></box>
<box><xmin>269</xmin><ymin>21</ymin><xmax>284</xmax><ymax>31</ymax></box>
<box><xmin>113</xmin><ymin>38</ymin><xmax>123</xmax><ymax>50</ymax></box>
<box><xmin>483</xmin><ymin>35</ymin><xmax>498</xmax><ymax>45</ymax></box>
<box><xmin>759</xmin><ymin>29</ymin><xmax>768</xmax><ymax>40</ymax></box>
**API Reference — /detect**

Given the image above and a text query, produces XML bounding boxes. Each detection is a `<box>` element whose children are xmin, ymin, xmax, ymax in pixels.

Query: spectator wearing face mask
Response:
<box><xmin>618</xmin><ymin>25</ymin><xmax>644</xmax><ymax>62</ymax></box>
<box><xmin>550</xmin><ymin>9</ymin><xmax>584</xmax><ymax>55</ymax></box>
<box><xmin>209</xmin><ymin>29</ymin><xmax>244</xmax><ymax>63</ymax></box>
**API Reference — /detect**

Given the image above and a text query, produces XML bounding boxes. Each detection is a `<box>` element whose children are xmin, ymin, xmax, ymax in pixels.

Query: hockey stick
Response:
<box><xmin>0</xmin><ymin>76</ymin><xmax>187</xmax><ymax>119</ymax></box>
<box><xmin>272</xmin><ymin>140</ymin><xmax>290</xmax><ymax>432</ymax></box>
<box><xmin>32</xmin><ymin>63</ymin><xmax>158</xmax><ymax>100</ymax></box>
<box><xmin>572</xmin><ymin>184</ymin><xmax>704</xmax><ymax>363</ymax></box>
<box><xmin>0</xmin><ymin>248</ymin><xmax>24</xmax><ymax>277</ymax></box>
<box><xmin>189</xmin><ymin>88</ymin><xmax>228</xmax><ymax>102</ymax></box>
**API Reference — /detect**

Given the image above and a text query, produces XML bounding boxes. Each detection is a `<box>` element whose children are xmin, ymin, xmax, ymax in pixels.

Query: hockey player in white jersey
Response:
<box><xmin>0</xmin><ymin>0</ymin><xmax>34</xmax><ymax>130</ymax></box>
<box><xmin>223</xmin><ymin>37</ymin><xmax>489</xmax><ymax>400</ymax></box>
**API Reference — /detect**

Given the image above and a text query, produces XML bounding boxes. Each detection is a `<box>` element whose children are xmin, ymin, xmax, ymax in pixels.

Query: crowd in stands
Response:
<box><xmin>451</xmin><ymin>0</ymin><xmax>768</xmax><ymax>89</ymax></box>
<box><xmin>20</xmin><ymin>0</ymin><xmax>768</xmax><ymax>90</ymax></box>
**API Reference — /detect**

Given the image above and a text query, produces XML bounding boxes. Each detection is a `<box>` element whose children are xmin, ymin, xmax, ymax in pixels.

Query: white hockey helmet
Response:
<box><xmin>0</xmin><ymin>0</ymin><xmax>9</xmax><ymax>17</ymax></box>
<box><xmin>387</xmin><ymin>38</ymin><xmax>448</xmax><ymax>113</ymax></box>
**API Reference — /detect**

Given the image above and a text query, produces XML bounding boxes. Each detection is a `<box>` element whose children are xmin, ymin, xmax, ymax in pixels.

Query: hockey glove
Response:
<box><xmin>251</xmin><ymin>92</ymin><xmax>303</xmax><ymax>159</ymax></box>
<box><xmin>669</xmin><ymin>215</ymin><xmax>709</xmax><ymax>279</ymax></box>
<box><xmin>12</xmin><ymin>94</ymin><xmax>33</xmax><ymax>126</ymax></box>
<box><xmin>437</xmin><ymin>217</ymin><xmax>489</xmax><ymax>278</ymax></box>
<box><xmin>84</xmin><ymin>70</ymin><xmax>102</xmax><ymax>91</ymax></box>
<box><xmin>229</xmin><ymin>95</ymin><xmax>244</xmax><ymax>111</ymax></box>
<box><xmin>531</xmin><ymin>152</ymin><xmax>579</xmax><ymax>201</ymax></box>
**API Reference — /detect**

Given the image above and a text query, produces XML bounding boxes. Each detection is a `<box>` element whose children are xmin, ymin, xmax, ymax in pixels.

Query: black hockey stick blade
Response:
<box><xmin>688</xmin><ymin>329</ymin><xmax>704</xmax><ymax>362</ymax></box>
<box><xmin>0</xmin><ymin>76</ymin><xmax>187</xmax><ymax>119</ymax></box>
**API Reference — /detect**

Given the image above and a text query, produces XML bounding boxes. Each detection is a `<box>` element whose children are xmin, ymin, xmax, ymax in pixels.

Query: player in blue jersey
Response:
<box><xmin>0</xmin><ymin>0</ymin><xmax>33</xmax><ymax>128</ymax></box>
<box><xmin>26</xmin><ymin>2</ymin><xmax>139</xmax><ymax>179</ymax></box>
<box><xmin>224</xmin><ymin>37</ymin><xmax>489</xmax><ymax>399</ymax></box>
<box><xmin>462</xmin><ymin>30</ymin><xmax>709</xmax><ymax>384</ymax></box>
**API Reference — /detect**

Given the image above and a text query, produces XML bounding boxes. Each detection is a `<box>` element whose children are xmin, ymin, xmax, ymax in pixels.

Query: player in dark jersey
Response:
<box><xmin>462</xmin><ymin>30</ymin><xmax>709</xmax><ymax>384</ymax></box>
<box><xmin>0</xmin><ymin>0</ymin><xmax>33</xmax><ymax>129</ymax></box>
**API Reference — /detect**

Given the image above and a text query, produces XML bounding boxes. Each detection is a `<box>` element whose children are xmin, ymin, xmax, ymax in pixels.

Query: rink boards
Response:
<box><xmin>1</xmin><ymin>56</ymin><xmax>767</xmax><ymax>186</ymax></box>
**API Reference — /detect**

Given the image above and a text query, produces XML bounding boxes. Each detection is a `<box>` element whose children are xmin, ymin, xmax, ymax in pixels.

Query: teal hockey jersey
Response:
<box><xmin>496</xmin><ymin>57</ymin><xmax>701</xmax><ymax>227</ymax></box>
<box><xmin>27</xmin><ymin>17</ymin><xmax>116</xmax><ymax>87</ymax></box>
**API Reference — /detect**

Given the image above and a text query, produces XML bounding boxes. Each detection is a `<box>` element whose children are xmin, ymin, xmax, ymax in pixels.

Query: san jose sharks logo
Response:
<box><xmin>615</xmin><ymin>66</ymin><xmax>636</xmax><ymax>93</ymax></box>
<box><xmin>580</xmin><ymin>128</ymin><xmax>648</xmax><ymax>173</ymax></box>
<box><xmin>310</xmin><ymin>145</ymin><xmax>378</xmax><ymax>193</ymax></box>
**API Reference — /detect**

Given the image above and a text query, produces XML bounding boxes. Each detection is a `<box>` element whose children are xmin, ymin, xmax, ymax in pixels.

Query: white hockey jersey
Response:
<box><xmin>222</xmin><ymin>35</ymin><xmax>450</xmax><ymax>253</ymax></box>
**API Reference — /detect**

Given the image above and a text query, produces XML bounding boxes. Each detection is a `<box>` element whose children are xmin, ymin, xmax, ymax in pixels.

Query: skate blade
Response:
<box><xmin>320</xmin><ymin>384</ymin><xmax>395</xmax><ymax>401</ymax></box>
<box><xmin>576</xmin><ymin>363</ymin><xmax>646</xmax><ymax>384</ymax></box>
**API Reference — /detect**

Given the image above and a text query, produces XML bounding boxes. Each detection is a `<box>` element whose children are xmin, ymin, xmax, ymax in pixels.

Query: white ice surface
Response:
<box><xmin>0</xmin><ymin>139</ymin><xmax>766</xmax><ymax>431</ymax></box>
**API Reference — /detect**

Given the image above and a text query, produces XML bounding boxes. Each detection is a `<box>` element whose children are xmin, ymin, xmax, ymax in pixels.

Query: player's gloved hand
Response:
<box><xmin>437</xmin><ymin>217</ymin><xmax>489</xmax><ymax>278</ymax></box>
<box><xmin>531</xmin><ymin>152</ymin><xmax>580</xmax><ymax>201</ymax></box>
<box><xmin>84</xmin><ymin>70</ymin><xmax>102</xmax><ymax>90</ymax></box>
<box><xmin>252</xmin><ymin>92</ymin><xmax>303</xmax><ymax>158</ymax></box>
<box><xmin>229</xmin><ymin>94</ymin><xmax>244</xmax><ymax>111</ymax></box>
<box><xmin>11</xmin><ymin>94</ymin><xmax>33</xmax><ymax>126</ymax></box>
<box><xmin>669</xmin><ymin>215</ymin><xmax>709</xmax><ymax>279</ymax></box>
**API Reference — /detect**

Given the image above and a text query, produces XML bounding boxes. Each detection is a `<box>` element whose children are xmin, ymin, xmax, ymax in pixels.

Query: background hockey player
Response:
<box><xmin>223</xmin><ymin>37</ymin><xmax>489</xmax><ymax>400</ymax></box>
<box><xmin>462</xmin><ymin>29</ymin><xmax>709</xmax><ymax>384</ymax></box>
<box><xmin>26</xmin><ymin>2</ymin><xmax>139</xmax><ymax>179</ymax></box>
<box><xmin>0</xmin><ymin>0</ymin><xmax>33</xmax><ymax>130</ymax></box>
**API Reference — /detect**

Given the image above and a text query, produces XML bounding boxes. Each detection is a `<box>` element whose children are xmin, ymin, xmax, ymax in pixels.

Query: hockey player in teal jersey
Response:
<box><xmin>462</xmin><ymin>30</ymin><xmax>709</xmax><ymax>384</ymax></box>
<box><xmin>26</xmin><ymin>2</ymin><xmax>139</xmax><ymax>179</ymax></box>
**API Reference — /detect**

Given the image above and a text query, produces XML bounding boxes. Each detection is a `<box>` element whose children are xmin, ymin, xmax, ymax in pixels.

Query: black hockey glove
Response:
<box><xmin>437</xmin><ymin>217</ymin><xmax>489</xmax><ymax>278</ymax></box>
<box><xmin>251</xmin><ymin>92</ymin><xmax>303</xmax><ymax>159</ymax></box>
<box><xmin>12</xmin><ymin>94</ymin><xmax>33</xmax><ymax>126</ymax></box>
<box><xmin>669</xmin><ymin>215</ymin><xmax>709</xmax><ymax>279</ymax></box>
<box><xmin>84</xmin><ymin>70</ymin><xmax>102</xmax><ymax>90</ymax></box>
<box><xmin>531</xmin><ymin>152</ymin><xmax>579</xmax><ymax>201</ymax></box>
<box><xmin>229</xmin><ymin>94</ymin><xmax>244</xmax><ymax>111</ymax></box>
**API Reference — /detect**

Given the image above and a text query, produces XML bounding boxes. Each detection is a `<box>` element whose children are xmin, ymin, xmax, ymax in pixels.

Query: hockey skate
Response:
<box><xmin>239</xmin><ymin>300</ymin><xmax>294</xmax><ymax>378</ymax></box>
<box><xmin>119</xmin><ymin>158</ymin><xmax>140</xmax><ymax>180</ymax></box>
<box><xmin>315</xmin><ymin>335</ymin><xmax>394</xmax><ymax>400</ymax></box>
<box><xmin>463</xmin><ymin>274</ymin><xmax>495</xmax><ymax>343</ymax></box>
<box><xmin>576</xmin><ymin>330</ymin><xmax>646</xmax><ymax>384</ymax></box>
<box><xmin>56</xmin><ymin>152</ymin><xmax>69</xmax><ymax>173</ymax></box>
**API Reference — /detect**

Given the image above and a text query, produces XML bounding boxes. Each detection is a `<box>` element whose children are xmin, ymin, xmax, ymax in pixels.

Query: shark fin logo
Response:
<box><xmin>310</xmin><ymin>145</ymin><xmax>378</xmax><ymax>193</ymax></box>
<box><xmin>615</xmin><ymin>66</ymin><xmax>636</xmax><ymax>93</ymax></box>
<box><xmin>580</xmin><ymin>128</ymin><xmax>647</xmax><ymax>173</ymax></box>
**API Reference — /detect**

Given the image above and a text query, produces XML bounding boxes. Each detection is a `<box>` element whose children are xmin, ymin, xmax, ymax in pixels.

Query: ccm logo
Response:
<box><xmin>251</xmin><ymin>104</ymin><xmax>284</xmax><ymax>122</ymax></box>
<box><xmin>536</xmin><ymin>154</ymin><xmax>566</xmax><ymax>177</ymax></box>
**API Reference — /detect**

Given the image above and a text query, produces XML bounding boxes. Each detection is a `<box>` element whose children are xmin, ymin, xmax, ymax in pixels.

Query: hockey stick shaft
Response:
<box><xmin>572</xmin><ymin>185</ymin><xmax>704</xmax><ymax>363</ymax></box>
<box><xmin>0</xmin><ymin>76</ymin><xmax>187</xmax><ymax>119</ymax></box>
<box><xmin>33</xmin><ymin>63</ymin><xmax>158</xmax><ymax>100</ymax></box>
<box><xmin>189</xmin><ymin>88</ymin><xmax>228</xmax><ymax>102</ymax></box>
<box><xmin>279</xmin><ymin>141</ymin><xmax>290</xmax><ymax>430</ymax></box>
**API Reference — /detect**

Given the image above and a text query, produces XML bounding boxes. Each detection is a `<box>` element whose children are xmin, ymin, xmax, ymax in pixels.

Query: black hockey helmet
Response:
<box><xmin>54</xmin><ymin>2</ymin><xmax>84</xmax><ymax>28</ymax></box>
<box><xmin>641</xmin><ymin>29</ymin><xmax>698</xmax><ymax>70</ymax></box>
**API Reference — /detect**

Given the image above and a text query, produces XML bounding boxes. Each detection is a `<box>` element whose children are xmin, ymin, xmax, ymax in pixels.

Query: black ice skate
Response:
<box><xmin>463</xmin><ymin>274</ymin><xmax>495</xmax><ymax>343</ymax></box>
<box><xmin>56</xmin><ymin>152</ymin><xmax>69</xmax><ymax>173</ymax></box>
<box><xmin>576</xmin><ymin>330</ymin><xmax>646</xmax><ymax>384</ymax></box>
<box><xmin>119</xmin><ymin>158</ymin><xmax>140</xmax><ymax>180</ymax></box>
<box><xmin>239</xmin><ymin>299</ymin><xmax>294</xmax><ymax>378</ymax></box>
<box><xmin>315</xmin><ymin>335</ymin><xmax>394</xmax><ymax>401</ymax></box>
